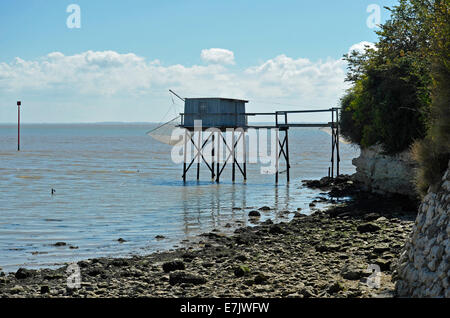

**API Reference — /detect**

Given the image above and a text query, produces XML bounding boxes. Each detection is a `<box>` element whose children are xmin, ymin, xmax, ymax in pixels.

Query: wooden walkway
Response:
<box><xmin>179</xmin><ymin>108</ymin><xmax>341</xmax><ymax>183</ymax></box>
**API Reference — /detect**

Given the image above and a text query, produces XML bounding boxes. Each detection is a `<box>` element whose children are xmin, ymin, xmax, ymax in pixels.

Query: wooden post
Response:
<box><xmin>275</xmin><ymin>129</ymin><xmax>279</xmax><ymax>184</ymax></box>
<box><xmin>331</xmin><ymin>110</ymin><xmax>335</xmax><ymax>179</ymax></box>
<box><xmin>197</xmin><ymin>130</ymin><xmax>201</xmax><ymax>180</ymax></box>
<box><xmin>232</xmin><ymin>130</ymin><xmax>235</xmax><ymax>182</ymax></box>
<box><xmin>211</xmin><ymin>133</ymin><xmax>215</xmax><ymax>180</ymax></box>
<box><xmin>285</xmin><ymin>129</ymin><xmax>290</xmax><ymax>183</ymax></box>
<box><xmin>183</xmin><ymin>129</ymin><xmax>187</xmax><ymax>182</ymax></box>
<box><xmin>216</xmin><ymin>131</ymin><xmax>221</xmax><ymax>183</ymax></box>
<box><xmin>243</xmin><ymin>130</ymin><xmax>247</xmax><ymax>181</ymax></box>
<box><xmin>336</xmin><ymin>108</ymin><xmax>340</xmax><ymax>177</ymax></box>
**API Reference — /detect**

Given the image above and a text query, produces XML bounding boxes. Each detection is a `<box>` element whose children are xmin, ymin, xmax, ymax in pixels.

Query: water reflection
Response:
<box><xmin>0</xmin><ymin>124</ymin><xmax>359</xmax><ymax>271</ymax></box>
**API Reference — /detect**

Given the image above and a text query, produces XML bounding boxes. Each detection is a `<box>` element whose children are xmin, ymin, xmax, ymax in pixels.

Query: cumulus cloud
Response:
<box><xmin>348</xmin><ymin>41</ymin><xmax>376</xmax><ymax>55</ymax></box>
<box><xmin>201</xmin><ymin>48</ymin><xmax>235</xmax><ymax>65</ymax></box>
<box><xmin>0</xmin><ymin>44</ymin><xmax>365</xmax><ymax>122</ymax></box>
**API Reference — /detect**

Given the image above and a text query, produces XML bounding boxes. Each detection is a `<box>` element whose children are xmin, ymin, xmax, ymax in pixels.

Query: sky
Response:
<box><xmin>0</xmin><ymin>0</ymin><xmax>398</xmax><ymax>123</ymax></box>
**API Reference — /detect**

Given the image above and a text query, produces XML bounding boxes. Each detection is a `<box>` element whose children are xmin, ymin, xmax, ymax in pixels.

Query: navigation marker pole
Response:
<box><xmin>17</xmin><ymin>101</ymin><xmax>21</xmax><ymax>151</ymax></box>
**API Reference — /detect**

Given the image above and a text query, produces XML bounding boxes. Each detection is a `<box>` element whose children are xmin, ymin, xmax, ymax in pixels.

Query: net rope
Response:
<box><xmin>146</xmin><ymin>91</ymin><xmax>185</xmax><ymax>145</ymax></box>
<box><xmin>147</xmin><ymin>116</ymin><xmax>184</xmax><ymax>146</ymax></box>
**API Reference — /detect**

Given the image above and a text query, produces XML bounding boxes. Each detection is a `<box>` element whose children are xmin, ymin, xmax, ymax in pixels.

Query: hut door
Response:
<box><xmin>199</xmin><ymin>102</ymin><xmax>207</xmax><ymax>114</ymax></box>
<box><xmin>199</xmin><ymin>102</ymin><xmax>207</xmax><ymax>125</ymax></box>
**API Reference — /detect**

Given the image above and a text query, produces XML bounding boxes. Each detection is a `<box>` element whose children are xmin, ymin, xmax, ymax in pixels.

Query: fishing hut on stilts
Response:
<box><xmin>153</xmin><ymin>90</ymin><xmax>341</xmax><ymax>184</ymax></box>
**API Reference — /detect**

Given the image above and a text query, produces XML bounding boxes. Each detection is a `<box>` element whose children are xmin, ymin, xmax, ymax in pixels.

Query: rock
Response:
<box><xmin>352</xmin><ymin>145</ymin><xmax>417</xmax><ymax>197</ymax></box>
<box><xmin>169</xmin><ymin>271</ymin><xmax>206</xmax><ymax>286</ymax></box>
<box><xmin>327</xmin><ymin>281</ymin><xmax>344</xmax><ymax>294</ymax></box>
<box><xmin>43</xmin><ymin>273</ymin><xmax>64</xmax><ymax>280</ymax></box>
<box><xmin>234</xmin><ymin>265</ymin><xmax>251</xmax><ymax>277</ymax></box>
<box><xmin>40</xmin><ymin>285</ymin><xmax>50</xmax><ymax>294</ymax></box>
<box><xmin>15</xmin><ymin>268</ymin><xmax>33</xmax><ymax>279</ymax></box>
<box><xmin>258</xmin><ymin>206</ymin><xmax>271</xmax><ymax>211</ymax></box>
<box><xmin>254</xmin><ymin>273</ymin><xmax>269</xmax><ymax>284</ymax></box>
<box><xmin>294</xmin><ymin>212</ymin><xmax>304</xmax><ymax>218</ymax></box>
<box><xmin>110</xmin><ymin>259</ymin><xmax>129</xmax><ymax>267</ymax></box>
<box><xmin>77</xmin><ymin>260</ymin><xmax>90</xmax><ymax>268</ymax></box>
<box><xmin>364</xmin><ymin>213</ymin><xmax>381</xmax><ymax>221</ymax></box>
<box><xmin>87</xmin><ymin>268</ymin><xmax>103</xmax><ymax>277</ymax></box>
<box><xmin>117</xmin><ymin>238</ymin><xmax>127</xmax><ymax>243</ymax></box>
<box><xmin>375</xmin><ymin>258</ymin><xmax>392</xmax><ymax>271</ymax></box>
<box><xmin>248</xmin><ymin>211</ymin><xmax>261</xmax><ymax>217</ymax></box>
<box><xmin>53</xmin><ymin>242</ymin><xmax>67</xmax><ymax>247</ymax></box>
<box><xmin>181</xmin><ymin>253</ymin><xmax>196</xmax><ymax>261</ymax></box>
<box><xmin>315</xmin><ymin>243</ymin><xmax>340</xmax><ymax>253</ymax></box>
<box><xmin>201</xmin><ymin>262</ymin><xmax>214</xmax><ymax>268</ymax></box>
<box><xmin>269</xmin><ymin>224</ymin><xmax>287</xmax><ymax>235</ymax></box>
<box><xmin>299</xmin><ymin>286</ymin><xmax>315</xmax><ymax>298</ymax></box>
<box><xmin>373</xmin><ymin>244</ymin><xmax>390</xmax><ymax>254</ymax></box>
<box><xmin>155</xmin><ymin>235</ymin><xmax>166</xmax><ymax>240</ymax></box>
<box><xmin>357</xmin><ymin>223</ymin><xmax>381</xmax><ymax>233</ymax></box>
<box><xmin>10</xmin><ymin>285</ymin><xmax>24</xmax><ymax>294</ymax></box>
<box><xmin>235</xmin><ymin>255</ymin><xmax>248</xmax><ymax>262</ymax></box>
<box><xmin>341</xmin><ymin>266</ymin><xmax>367</xmax><ymax>280</ymax></box>
<box><xmin>162</xmin><ymin>260</ymin><xmax>185</xmax><ymax>273</ymax></box>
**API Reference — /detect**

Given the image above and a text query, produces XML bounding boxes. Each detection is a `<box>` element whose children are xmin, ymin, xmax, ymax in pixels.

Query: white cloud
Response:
<box><xmin>200</xmin><ymin>48</ymin><xmax>235</xmax><ymax>65</ymax></box>
<box><xmin>0</xmin><ymin>45</ymin><xmax>364</xmax><ymax>122</ymax></box>
<box><xmin>348</xmin><ymin>41</ymin><xmax>376</xmax><ymax>55</ymax></box>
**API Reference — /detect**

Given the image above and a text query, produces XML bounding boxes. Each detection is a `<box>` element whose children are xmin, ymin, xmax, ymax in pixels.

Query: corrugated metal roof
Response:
<box><xmin>185</xmin><ymin>97</ymin><xmax>249</xmax><ymax>103</ymax></box>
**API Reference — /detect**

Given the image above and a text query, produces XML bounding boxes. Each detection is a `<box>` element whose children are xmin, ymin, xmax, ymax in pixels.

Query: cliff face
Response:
<box><xmin>395</xmin><ymin>161</ymin><xmax>450</xmax><ymax>297</ymax></box>
<box><xmin>352</xmin><ymin>145</ymin><xmax>417</xmax><ymax>197</ymax></box>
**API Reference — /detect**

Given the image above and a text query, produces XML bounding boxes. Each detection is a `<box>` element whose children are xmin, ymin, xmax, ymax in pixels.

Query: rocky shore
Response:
<box><xmin>0</xmin><ymin>176</ymin><xmax>417</xmax><ymax>298</ymax></box>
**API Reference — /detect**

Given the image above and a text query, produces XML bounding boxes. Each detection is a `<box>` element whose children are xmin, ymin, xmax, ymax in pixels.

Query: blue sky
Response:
<box><xmin>0</xmin><ymin>0</ymin><xmax>398</xmax><ymax>123</ymax></box>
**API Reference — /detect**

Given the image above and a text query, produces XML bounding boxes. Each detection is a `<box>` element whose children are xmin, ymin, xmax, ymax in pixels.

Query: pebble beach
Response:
<box><xmin>0</xmin><ymin>176</ymin><xmax>417</xmax><ymax>298</ymax></box>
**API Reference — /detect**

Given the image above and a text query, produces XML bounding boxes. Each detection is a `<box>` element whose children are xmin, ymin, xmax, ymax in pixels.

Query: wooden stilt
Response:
<box><xmin>183</xmin><ymin>129</ymin><xmax>188</xmax><ymax>182</ymax></box>
<box><xmin>243</xmin><ymin>130</ymin><xmax>247</xmax><ymax>181</ymax></box>
<box><xmin>285</xmin><ymin>129</ymin><xmax>290</xmax><ymax>183</ymax></box>
<box><xmin>275</xmin><ymin>129</ymin><xmax>279</xmax><ymax>184</ymax></box>
<box><xmin>331</xmin><ymin>110</ymin><xmax>335</xmax><ymax>179</ymax></box>
<box><xmin>232</xmin><ymin>130</ymin><xmax>236</xmax><ymax>182</ymax></box>
<box><xmin>197</xmin><ymin>130</ymin><xmax>201</xmax><ymax>180</ymax></box>
<box><xmin>336</xmin><ymin>108</ymin><xmax>340</xmax><ymax>177</ymax></box>
<box><xmin>180</xmin><ymin>108</ymin><xmax>340</xmax><ymax>183</ymax></box>
<box><xmin>211</xmin><ymin>133</ymin><xmax>215</xmax><ymax>180</ymax></box>
<box><xmin>216</xmin><ymin>131</ymin><xmax>221</xmax><ymax>183</ymax></box>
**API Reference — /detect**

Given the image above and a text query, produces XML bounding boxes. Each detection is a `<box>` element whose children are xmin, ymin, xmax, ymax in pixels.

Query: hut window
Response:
<box><xmin>199</xmin><ymin>102</ymin><xmax>207</xmax><ymax>113</ymax></box>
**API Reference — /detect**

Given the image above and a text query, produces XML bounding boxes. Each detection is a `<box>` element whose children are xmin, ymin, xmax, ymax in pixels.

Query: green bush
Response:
<box><xmin>340</xmin><ymin>55</ymin><xmax>431</xmax><ymax>154</ymax></box>
<box><xmin>340</xmin><ymin>0</ymin><xmax>449</xmax><ymax>195</ymax></box>
<box><xmin>411</xmin><ymin>0</ymin><xmax>450</xmax><ymax>195</ymax></box>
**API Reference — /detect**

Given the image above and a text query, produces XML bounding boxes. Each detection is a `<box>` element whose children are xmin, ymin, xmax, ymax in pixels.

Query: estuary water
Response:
<box><xmin>0</xmin><ymin>123</ymin><xmax>359</xmax><ymax>272</ymax></box>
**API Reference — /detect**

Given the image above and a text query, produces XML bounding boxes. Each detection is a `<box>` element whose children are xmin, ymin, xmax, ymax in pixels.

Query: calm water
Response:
<box><xmin>0</xmin><ymin>123</ymin><xmax>359</xmax><ymax>272</ymax></box>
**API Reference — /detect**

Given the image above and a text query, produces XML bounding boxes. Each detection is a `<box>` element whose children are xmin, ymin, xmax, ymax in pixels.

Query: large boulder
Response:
<box><xmin>352</xmin><ymin>145</ymin><xmax>417</xmax><ymax>197</ymax></box>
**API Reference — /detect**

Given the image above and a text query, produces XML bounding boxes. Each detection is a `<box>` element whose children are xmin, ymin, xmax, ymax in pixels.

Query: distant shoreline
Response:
<box><xmin>0</xmin><ymin>122</ymin><xmax>161</xmax><ymax>125</ymax></box>
<box><xmin>0</xmin><ymin>121</ymin><xmax>327</xmax><ymax>125</ymax></box>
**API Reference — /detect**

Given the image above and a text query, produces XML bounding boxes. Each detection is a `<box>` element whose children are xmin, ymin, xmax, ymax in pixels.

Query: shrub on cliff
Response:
<box><xmin>411</xmin><ymin>0</ymin><xmax>450</xmax><ymax>195</ymax></box>
<box><xmin>340</xmin><ymin>0</ymin><xmax>433</xmax><ymax>155</ymax></box>
<box><xmin>340</xmin><ymin>0</ymin><xmax>449</xmax><ymax>196</ymax></box>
